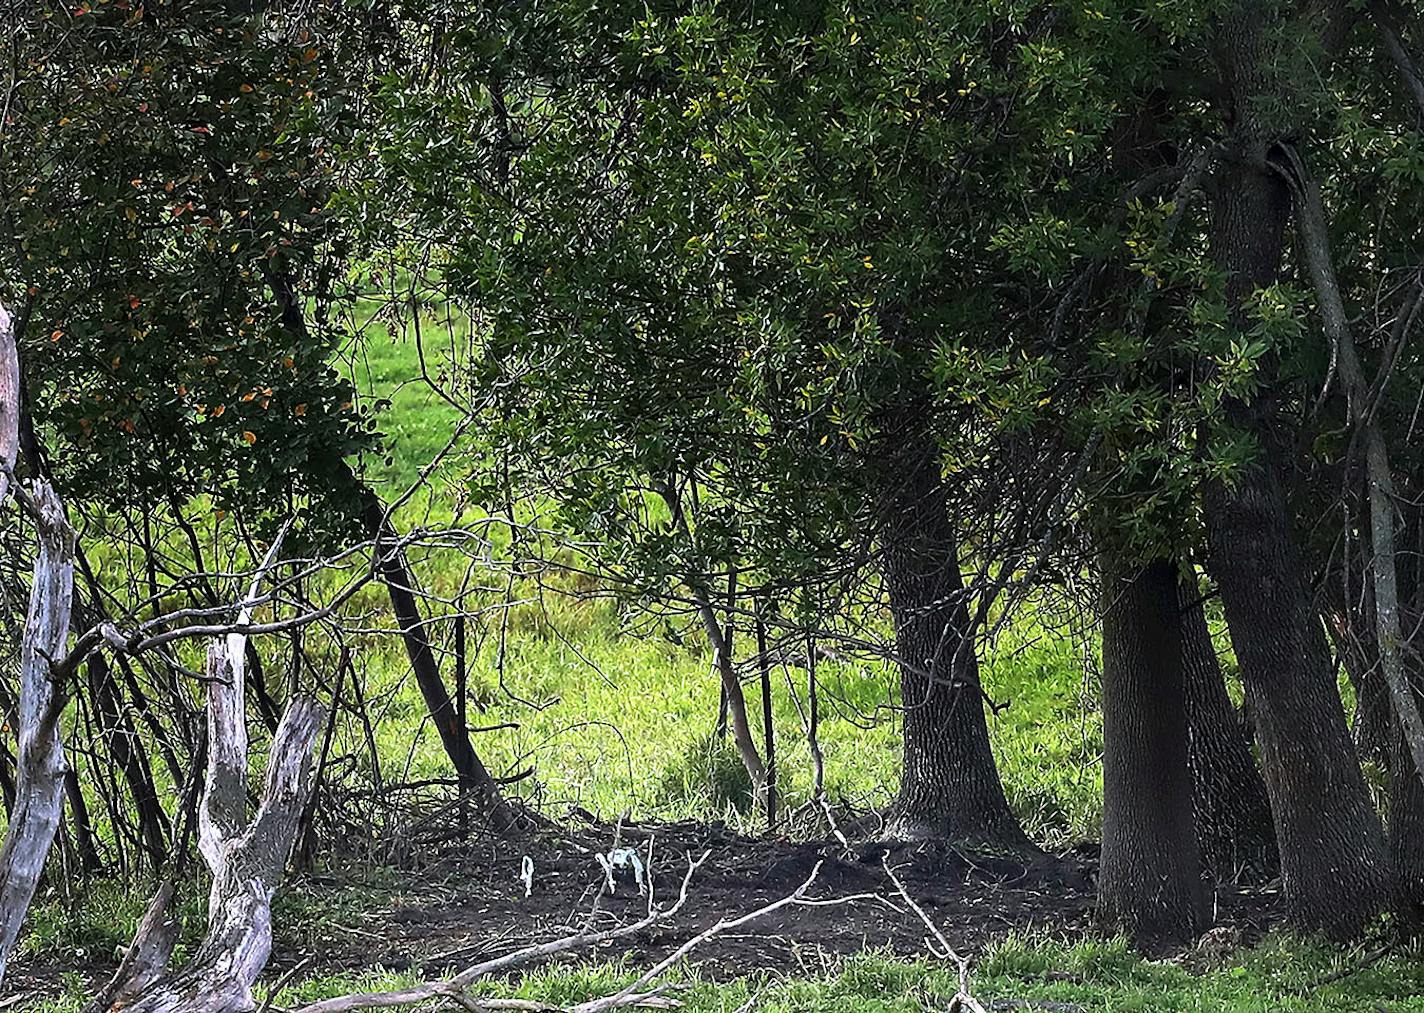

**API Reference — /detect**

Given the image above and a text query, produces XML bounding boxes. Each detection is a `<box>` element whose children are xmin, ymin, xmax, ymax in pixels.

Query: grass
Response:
<box><xmin>29</xmin><ymin>936</ymin><xmax>1424</xmax><ymax>1011</ymax></box>
<box><xmin>13</xmin><ymin>312</ymin><xmax>1421</xmax><ymax>1010</ymax></box>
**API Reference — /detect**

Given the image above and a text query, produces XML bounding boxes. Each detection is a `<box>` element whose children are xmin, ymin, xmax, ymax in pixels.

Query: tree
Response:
<box><xmin>1097</xmin><ymin>555</ymin><xmax>1206</xmax><ymax>949</ymax></box>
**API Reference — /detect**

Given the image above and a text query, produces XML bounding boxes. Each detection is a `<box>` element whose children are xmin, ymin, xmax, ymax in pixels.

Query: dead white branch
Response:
<box><xmin>0</xmin><ymin>481</ymin><xmax>74</xmax><ymax>990</ymax></box>
<box><xmin>0</xmin><ymin>302</ymin><xmax>21</xmax><ymax>504</ymax></box>
<box><xmin>1278</xmin><ymin>147</ymin><xmax>1424</xmax><ymax>789</ymax></box>
<box><xmin>98</xmin><ymin>531</ymin><xmax>326</xmax><ymax>1013</ymax></box>
<box><xmin>881</xmin><ymin>856</ymin><xmax>988</xmax><ymax>1013</ymax></box>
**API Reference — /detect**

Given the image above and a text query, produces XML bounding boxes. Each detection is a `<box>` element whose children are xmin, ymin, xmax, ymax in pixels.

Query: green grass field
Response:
<box><xmin>17</xmin><ymin>318</ymin><xmax>1423</xmax><ymax>1012</ymax></box>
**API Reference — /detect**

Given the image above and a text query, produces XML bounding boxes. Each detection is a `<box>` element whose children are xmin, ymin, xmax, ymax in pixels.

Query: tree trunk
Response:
<box><xmin>1389</xmin><ymin>671</ymin><xmax>1424</xmax><ymax>929</ymax></box>
<box><xmin>94</xmin><ymin>531</ymin><xmax>323</xmax><ymax>1013</ymax></box>
<box><xmin>63</xmin><ymin>768</ymin><xmax>103</xmax><ymax>873</ymax></box>
<box><xmin>1179</xmin><ymin>575</ymin><xmax>1277</xmax><ymax>878</ymax></box>
<box><xmin>106</xmin><ymin>644</ymin><xmax>324</xmax><ymax>1013</ymax></box>
<box><xmin>0</xmin><ymin>482</ymin><xmax>75</xmax><ymax>989</ymax></box>
<box><xmin>1098</xmin><ymin>556</ymin><xmax>1206</xmax><ymax>949</ymax></box>
<box><xmin>878</xmin><ymin>422</ymin><xmax>1030</xmax><ymax>852</ymax></box>
<box><xmin>358</xmin><ymin>492</ymin><xmax>515</xmax><ymax>830</ymax></box>
<box><xmin>1205</xmin><ymin>462</ymin><xmax>1388</xmax><ymax>937</ymax></box>
<box><xmin>1201</xmin><ymin>44</ymin><xmax>1389</xmax><ymax>932</ymax></box>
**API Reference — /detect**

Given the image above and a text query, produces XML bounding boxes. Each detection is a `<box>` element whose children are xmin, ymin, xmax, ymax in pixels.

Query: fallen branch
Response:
<box><xmin>881</xmin><ymin>856</ymin><xmax>989</xmax><ymax>1013</ymax></box>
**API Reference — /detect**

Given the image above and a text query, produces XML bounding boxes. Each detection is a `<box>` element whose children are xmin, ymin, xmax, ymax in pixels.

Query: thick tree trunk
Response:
<box><xmin>1205</xmin><ymin>462</ymin><xmax>1388</xmax><ymax>937</ymax></box>
<box><xmin>0</xmin><ymin>482</ymin><xmax>75</xmax><ymax>989</ymax></box>
<box><xmin>878</xmin><ymin>422</ymin><xmax>1029</xmax><ymax>852</ymax></box>
<box><xmin>1389</xmin><ymin>674</ymin><xmax>1424</xmax><ymax>929</ymax></box>
<box><xmin>359</xmin><ymin>492</ymin><xmax>514</xmax><ymax>830</ymax></box>
<box><xmin>1179</xmin><ymin>576</ymin><xmax>1277</xmax><ymax>878</ymax></box>
<box><xmin>1201</xmin><ymin>37</ymin><xmax>1389</xmax><ymax>931</ymax></box>
<box><xmin>1098</xmin><ymin>556</ymin><xmax>1206</xmax><ymax>949</ymax></box>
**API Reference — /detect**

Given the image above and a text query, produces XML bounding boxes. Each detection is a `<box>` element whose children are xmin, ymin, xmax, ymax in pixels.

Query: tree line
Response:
<box><xmin>0</xmin><ymin>1</ymin><xmax>1422</xmax><ymax>996</ymax></box>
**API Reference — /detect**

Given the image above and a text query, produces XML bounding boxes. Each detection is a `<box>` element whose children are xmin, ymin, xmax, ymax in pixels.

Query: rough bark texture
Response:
<box><xmin>878</xmin><ymin>421</ymin><xmax>1030</xmax><ymax>852</ymax></box>
<box><xmin>1389</xmin><ymin>678</ymin><xmax>1424</xmax><ymax>929</ymax></box>
<box><xmin>1098</xmin><ymin>556</ymin><xmax>1207</xmax><ymax>949</ymax></box>
<box><xmin>1203</xmin><ymin>4</ymin><xmax>1389</xmax><ymax>934</ymax></box>
<box><xmin>1205</xmin><ymin>462</ymin><xmax>1388</xmax><ymax>937</ymax></box>
<box><xmin>0</xmin><ymin>482</ymin><xmax>75</xmax><ymax>989</ymax></box>
<box><xmin>1179</xmin><ymin>577</ymin><xmax>1277</xmax><ymax>879</ymax></box>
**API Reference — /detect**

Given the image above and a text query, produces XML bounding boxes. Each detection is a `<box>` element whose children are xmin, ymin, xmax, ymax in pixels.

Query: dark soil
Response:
<box><xmin>6</xmin><ymin>818</ymin><xmax>1280</xmax><ymax>1003</ymax></box>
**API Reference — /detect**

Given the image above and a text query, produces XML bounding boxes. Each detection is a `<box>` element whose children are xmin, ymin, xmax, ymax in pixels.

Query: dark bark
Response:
<box><xmin>358</xmin><ymin>491</ymin><xmax>515</xmax><ymax>830</ymax></box>
<box><xmin>878</xmin><ymin>421</ymin><xmax>1030</xmax><ymax>852</ymax></box>
<box><xmin>63</xmin><ymin>768</ymin><xmax>103</xmax><ymax>874</ymax></box>
<box><xmin>1201</xmin><ymin>15</ymin><xmax>1389</xmax><ymax>932</ymax></box>
<box><xmin>87</xmin><ymin>653</ymin><xmax>170</xmax><ymax>870</ymax></box>
<box><xmin>1179</xmin><ymin>576</ymin><xmax>1277</xmax><ymax>878</ymax></box>
<box><xmin>1098</xmin><ymin>556</ymin><xmax>1207</xmax><ymax>949</ymax></box>
<box><xmin>1389</xmin><ymin>676</ymin><xmax>1424</xmax><ymax>930</ymax></box>
<box><xmin>756</xmin><ymin>611</ymin><xmax>777</xmax><ymax>831</ymax></box>
<box><xmin>268</xmin><ymin>261</ymin><xmax>514</xmax><ymax>831</ymax></box>
<box><xmin>1205</xmin><ymin>461</ymin><xmax>1388</xmax><ymax>937</ymax></box>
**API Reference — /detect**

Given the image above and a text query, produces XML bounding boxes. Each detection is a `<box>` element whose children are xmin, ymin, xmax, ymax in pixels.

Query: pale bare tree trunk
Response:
<box><xmin>1286</xmin><ymin>149</ymin><xmax>1424</xmax><ymax>786</ymax></box>
<box><xmin>0</xmin><ymin>482</ymin><xmax>75</xmax><ymax>989</ymax></box>
<box><xmin>94</xmin><ymin>550</ymin><xmax>325</xmax><ymax>1013</ymax></box>
<box><xmin>0</xmin><ymin>303</ymin><xmax>20</xmax><ymax>502</ymax></box>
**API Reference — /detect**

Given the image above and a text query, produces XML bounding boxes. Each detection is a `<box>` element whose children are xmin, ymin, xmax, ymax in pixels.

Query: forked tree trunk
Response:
<box><xmin>1179</xmin><ymin>575</ymin><xmax>1276</xmax><ymax>878</ymax></box>
<box><xmin>0</xmin><ymin>481</ymin><xmax>75</xmax><ymax>990</ymax></box>
<box><xmin>1098</xmin><ymin>556</ymin><xmax>1206</xmax><ymax>949</ymax></box>
<box><xmin>96</xmin><ymin>640</ymin><xmax>324</xmax><ymax>1012</ymax></box>
<box><xmin>878</xmin><ymin>421</ymin><xmax>1029</xmax><ymax>852</ymax></box>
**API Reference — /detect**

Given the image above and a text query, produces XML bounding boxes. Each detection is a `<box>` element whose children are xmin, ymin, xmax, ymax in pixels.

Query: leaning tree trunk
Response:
<box><xmin>1205</xmin><ymin>460</ymin><xmax>1388</xmax><ymax>937</ymax></box>
<box><xmin>359</xmin><ymin>491</ymin><xmax>515</xmax><ymax>830</ymax></box>
<box><xmin>878</xmin><ymin>419</ymin><xmax>1030</xmax><ymax>852</ymax></box>
<box><xmin>1179</xmin><ymin>574</ymin><xmax>1276</xmax><ymax>879</ymax></box>
<box><xmin>95</xmin><ymin>637</ymin><xmax>323</xmax><ymax>1012</ymax></box>
<box><xmin>274</xmin><ymin>265</ymin><xmax>511</xmax><ymax>831</ymax></box>
<box><xmin>1201</xmin><ymin>25</ymin><xmax>1389</xmax><ymax>930</ymax></box>
<box><xmin>0</xmin><ymin>482</ymin><xmax>75</xmax><ymax>990</ymax></box>
<box><xmin>1097</xmin><ymin>555</ymin><xmax>1206</xmax><ymax>949</ymax></box>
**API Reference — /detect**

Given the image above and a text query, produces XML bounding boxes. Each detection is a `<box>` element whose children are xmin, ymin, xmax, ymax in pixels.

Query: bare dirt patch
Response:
<box><xmin>8</xmin><ymin>818</ymin><xmax>1280</xmax><ymax>1003</ymax></box>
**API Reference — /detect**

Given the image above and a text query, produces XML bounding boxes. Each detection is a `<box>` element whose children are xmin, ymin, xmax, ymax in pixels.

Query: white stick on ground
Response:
<box><xmin>881</xmin><ymin>856</ymin><xmax>989</xmax><ymax>1013</ymax></box>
